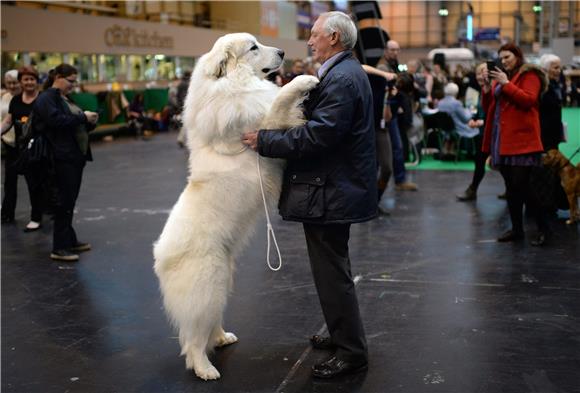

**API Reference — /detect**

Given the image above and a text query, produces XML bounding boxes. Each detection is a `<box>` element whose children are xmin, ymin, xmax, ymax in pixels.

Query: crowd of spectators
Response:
<box><xmin>264</xmin><ymin>39</ymin><xmax>578</xmax><ymax>245</ymax></box>
<box><xmin>2</xmin><ymin>42</ymin><xmax>579</xmax><ymax>251</ymax></box>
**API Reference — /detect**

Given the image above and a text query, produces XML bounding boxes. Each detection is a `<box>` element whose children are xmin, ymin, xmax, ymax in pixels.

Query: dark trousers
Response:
<box><xmin>499</xmin><ymin>165</ymin><xmax>548</xmax><ymax>234</ymax></box>
<box><xmin>53</xmin><ymin>160</ymin><xmax>85</xmax><ymax>251</ymax></box>
<box><xmin>1</xmin><ymin>144</ymin><xmax>19</xmax><ymax>220</ymax></box>
<box><xmin>388</xmin><ymin>119</ymin><xmax>406</xmax><ymax>184</ymax></box>
<box><xmin>303</xmin><ymin>223</ymin><xmax>367</xmax><ymax>363</ymax></box>
<box><xmin>24</xmin><ymin>165</ymin><xmax>48</xmax><ymax>222</ymax></box>
<box><xmin>470</xmin><ymin>133</ymin><xmax>488</xmax><ymax>191</ymax></box>
<box><xmin>376</xmin><ymin>129</ymin><xmax>393</xmax><ymax>199</ymax></box>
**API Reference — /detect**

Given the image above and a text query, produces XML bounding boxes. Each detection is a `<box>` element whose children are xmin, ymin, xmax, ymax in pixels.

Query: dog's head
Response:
<box><xmin>201</xmin><ymin>33</ymin><xmax>284</xmax><ymax>79</ymax></box>
<box><xmin>543</xmin><ymin>149</ymin><xmax>568</xmax><ymax>168</ymax></box>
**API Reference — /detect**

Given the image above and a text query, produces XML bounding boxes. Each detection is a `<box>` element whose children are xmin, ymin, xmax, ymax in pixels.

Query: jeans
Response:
<box><xmin>388</xmin><ymin>118</ymin><xmax>406</xmax><ymax>184</ymax></box>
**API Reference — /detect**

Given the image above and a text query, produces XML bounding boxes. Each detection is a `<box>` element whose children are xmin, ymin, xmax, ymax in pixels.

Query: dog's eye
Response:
<box><xmin>250</xmin><ymin>45</ymin><xmax>258</xmax><ymax>51</ymax></box>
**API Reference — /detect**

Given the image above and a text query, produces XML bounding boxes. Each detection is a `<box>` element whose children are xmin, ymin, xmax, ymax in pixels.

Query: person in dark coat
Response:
<box><xmin>33</xmin><ymin>64</ymin><xmax>99</xmax><ymax>261</ymax></box>
<box><xmin>242</xmin><ymin>11</ymin><xmax>375</xmax><ymax>379</ymax></box>
<box><xmin>539</xmin><ymin>54</ymin><xmax>564</xmax><ymax>151</ymax></box>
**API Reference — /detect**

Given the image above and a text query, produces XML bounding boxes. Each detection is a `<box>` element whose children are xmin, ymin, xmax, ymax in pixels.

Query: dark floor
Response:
<box><xmin>2</xmin><ymin>132</ymin><xmax>579</xmax><ymax>393</ymax></box>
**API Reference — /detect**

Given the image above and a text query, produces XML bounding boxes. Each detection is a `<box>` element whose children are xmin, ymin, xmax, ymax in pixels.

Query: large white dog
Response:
<box><xmin>153</xmin><ymin>33</ymin><xmax>318</xmax><ymax>380</ymax></box>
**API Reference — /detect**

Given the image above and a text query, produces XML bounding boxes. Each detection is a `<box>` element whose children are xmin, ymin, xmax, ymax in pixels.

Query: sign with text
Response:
<box><xmin>105</xmin><ymin>25</ymin><xmax>174</xmax><ymax>49</ymax></box>
<box><xmin>474</xmin><ymin>28</ymin><xmax>500</xmax><ymax>41</ymax></box>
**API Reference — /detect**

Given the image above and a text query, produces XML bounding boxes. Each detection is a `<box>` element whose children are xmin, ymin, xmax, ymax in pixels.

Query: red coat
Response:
<box><xmin>481</xmin><ymin>64</ymin><xmax>546</xmax><ymax>155</ymax></box>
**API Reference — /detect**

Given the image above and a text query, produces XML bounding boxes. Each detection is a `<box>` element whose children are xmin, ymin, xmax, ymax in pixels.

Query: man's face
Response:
<box><xmin>385</xmin><ymin>43</ymin><xmax>400</xmax><ymax>61</ymax></box>
<box><xmin>308</xmin><ymin>17</ymin><xmax>334</xmax><ymax>64</ymax></box>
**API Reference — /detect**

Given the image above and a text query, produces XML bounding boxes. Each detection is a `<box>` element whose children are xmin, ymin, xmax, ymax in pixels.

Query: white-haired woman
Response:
<box><xmin>436</xmin><ymin>82</ymin><xmax>477</xmax><ymax>156</ymax></box>
<box><xmin>528</xmin><ymin>54</ymin><xmax>567</xmax><ymax>234</ymax></box>
<box><xmin>1</xmin><ymin>70</ymin><xmax>21</xmax><ymax>223</ymax></box>
<box><xmin>538</xmin><ymin>54</ymin><xmax>564</xmax><ymax>150</ymax></box>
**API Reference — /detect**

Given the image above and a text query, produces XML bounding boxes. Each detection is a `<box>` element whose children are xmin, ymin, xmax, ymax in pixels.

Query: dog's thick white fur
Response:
<box><xmin>153</xmin><ymin>33</ymin><xmax>318</xmax><ymax>380</ymax></box>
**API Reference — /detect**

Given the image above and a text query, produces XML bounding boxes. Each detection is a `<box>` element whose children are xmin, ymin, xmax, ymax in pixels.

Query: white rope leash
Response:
<box><xmin>256</xmin><ymin>155</ymin><xmax>283</xmax><ymax>271</ymax></box>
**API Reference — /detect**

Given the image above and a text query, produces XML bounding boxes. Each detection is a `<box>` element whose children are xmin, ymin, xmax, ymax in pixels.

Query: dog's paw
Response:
<box><xmin>288</xmin><ymin>75</ymin><xmax>319</xmax><ymax>94</ymax></box>
<box><xmin>195</xmin><ymin>365</ymin><xmax>221</xmax><ymax>380</ymax></box>
<box><xmin>215</xmin><ymin>332</ymin><xmax>238</xmax><ymax>347</ymax></box>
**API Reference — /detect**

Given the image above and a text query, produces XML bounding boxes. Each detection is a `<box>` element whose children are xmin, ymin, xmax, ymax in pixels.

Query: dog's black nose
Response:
<box><xmin>278</xmin><ymin>50</ymin><xmax>285</xmax><ymax>60</ymax></box>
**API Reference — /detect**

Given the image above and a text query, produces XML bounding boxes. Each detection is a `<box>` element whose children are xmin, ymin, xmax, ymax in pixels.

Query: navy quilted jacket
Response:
<box><xmin>258</xmin><ymin>51</ymin><xmax>377</xmax><ymax>224</ymax></box>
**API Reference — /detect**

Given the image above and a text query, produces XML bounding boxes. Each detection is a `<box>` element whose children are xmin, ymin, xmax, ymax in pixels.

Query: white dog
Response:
<box><xmin>153</xmin><ymin>33</ymin><xmax>318</xmax><ymax>380</ymax></box>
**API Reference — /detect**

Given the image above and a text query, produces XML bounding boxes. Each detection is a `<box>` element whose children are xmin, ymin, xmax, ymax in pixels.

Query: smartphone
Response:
<box><xmin>486</xmin><ymin>60</ymin><xmax>496</xmax><ymax>72</ymax></box>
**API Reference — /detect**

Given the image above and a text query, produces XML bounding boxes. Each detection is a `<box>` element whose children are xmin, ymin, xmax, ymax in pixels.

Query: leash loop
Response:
<box><xmin>257</xmin><ymin>155</ymin><xmax>282</xmax><ymax>271</ymax></box>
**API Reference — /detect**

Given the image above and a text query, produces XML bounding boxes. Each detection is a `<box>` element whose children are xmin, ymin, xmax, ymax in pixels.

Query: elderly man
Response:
<box><xmin>242</xmin><ymin>11</ymin><xmax>374</xmax><ymax>378</ymax></box>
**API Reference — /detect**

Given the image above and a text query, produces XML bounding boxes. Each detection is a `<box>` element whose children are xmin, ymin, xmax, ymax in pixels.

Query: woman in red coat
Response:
<box><xmin>481</xmin><ymin>43</ymin><xmax>549</xmax><ymax>245</ymax></box>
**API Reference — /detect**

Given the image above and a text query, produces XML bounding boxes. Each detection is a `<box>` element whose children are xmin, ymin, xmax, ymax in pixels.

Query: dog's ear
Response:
<box><xmin>201</xmin><ymin>39</ymin><xmax>235</xmax><ymax>79</ymax></box>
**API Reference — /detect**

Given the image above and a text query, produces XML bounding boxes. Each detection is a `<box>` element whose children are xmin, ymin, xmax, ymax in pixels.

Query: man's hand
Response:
<box><xmin>241</xmin><ymin>130</ymin><xmax>259</xmax><ymax>151</ymax></box>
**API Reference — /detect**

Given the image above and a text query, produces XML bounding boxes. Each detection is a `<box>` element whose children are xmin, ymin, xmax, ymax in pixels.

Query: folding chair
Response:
<box><xmin>422</xmin><ymin>111</ymin><xmax>456</xmax><ymax>158</ymax></box>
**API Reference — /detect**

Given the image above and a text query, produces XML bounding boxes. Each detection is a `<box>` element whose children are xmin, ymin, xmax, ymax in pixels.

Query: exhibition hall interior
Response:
<box><xmin>1</xmin><ymin>1</ymin><xmax>579</xmax><ymax>392</ymax></box>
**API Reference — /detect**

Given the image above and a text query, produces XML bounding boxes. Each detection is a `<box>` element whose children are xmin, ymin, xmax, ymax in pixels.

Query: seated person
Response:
<box><xmin>436</xmin><ymin>82</ymin><xmax>478</xmax><ymax>155</ymax></box>
<box><xmin>128</xmin><ymin>92</ymin><xmax>156</xmax><ymax>138</ymax></box>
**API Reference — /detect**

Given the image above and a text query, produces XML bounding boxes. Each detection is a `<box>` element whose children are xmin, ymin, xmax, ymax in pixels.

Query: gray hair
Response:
<box><xmin>539</xmin><ymin>54</ymin><xmax>561</xmax><ymax>71</ymax></box>
<box><xmin>444</xmin><ymin>82</ymin><xmax>459</xmax><ymax>97</ymax></box>
<box><xmin>320</xmin><ymin>11</ymin><xmax>357</xmax><ymax>50</ymax></box>
<box><xmin>4</xmin><ymin>69</ymin><xmax>18</xmax><ymax>81</ymax></box>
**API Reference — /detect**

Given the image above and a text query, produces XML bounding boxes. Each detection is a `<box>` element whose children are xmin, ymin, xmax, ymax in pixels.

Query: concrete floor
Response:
<box><xmin>2</xmin><ymin>132</ymin><xmax>579</xmax><ymax>393</ymax></box>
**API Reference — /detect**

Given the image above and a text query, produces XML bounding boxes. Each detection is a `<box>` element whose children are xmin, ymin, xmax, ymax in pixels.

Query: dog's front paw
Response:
<box><xmin>215</xmin><ymin>331</ymin><xmax>238</xmax><ymax>347</ymax></box>
<box><xmin>195</xmin><ymin>365</ymin><xmax>221</xmax><ymax>380</ymax></box>
<box><xmin>288</xmin><ymin>75</ymin><xmax>319</xmax><ymax>94</ymax></box>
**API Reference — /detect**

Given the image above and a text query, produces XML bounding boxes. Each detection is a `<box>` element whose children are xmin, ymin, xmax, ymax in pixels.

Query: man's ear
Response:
<box><xmin>329</xmin><ymin>31</ymin><xmax>340</xmax><ymax>46</ymax></box>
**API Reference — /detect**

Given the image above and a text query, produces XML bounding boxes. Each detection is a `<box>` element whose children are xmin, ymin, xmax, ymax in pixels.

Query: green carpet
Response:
<box><xmin>411</xmin><ymin>107</ymin><xmax>579</xmax><ymax>171</ymax></box>
<box><xmin>561</xmin><ymin>108</ymin><xmax>580</xmax><ymax>165</ymax></box>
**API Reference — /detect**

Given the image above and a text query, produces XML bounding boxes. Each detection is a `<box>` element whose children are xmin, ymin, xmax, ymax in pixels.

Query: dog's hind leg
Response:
<box><xmin>210</xmin><ymin>257</ymin><xmax>238</xmax><ymax>349</ymax></box>
<box><xmin>181</xmin><ymin>258</ymin><xmax>232</xmax><ymax>380</ymax></box>
<box><xmin>211</xmin><ymin>326</ymin><xmax>238</xmax><ymax>348</ymax></box>
<box><xmin>566</xmin><ymin>192</ymin><xmax>578</xmax><ymax>224</ymax></box>
<box><xmin>181</xmin><ymin>326</ymin><xmax>221</xmax><ymax>380</ymax></box>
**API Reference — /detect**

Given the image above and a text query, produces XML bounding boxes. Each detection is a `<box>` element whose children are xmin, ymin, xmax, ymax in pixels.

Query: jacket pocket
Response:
<box><xmin>285</xmin><ymin>173</ymin><xmax>326</xmax><ymax>218</ymax></box>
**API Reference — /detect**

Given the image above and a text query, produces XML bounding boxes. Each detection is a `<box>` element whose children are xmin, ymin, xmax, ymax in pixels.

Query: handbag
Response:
<box><xmin>13</xmin><ymin>112</ymin><xmax>53</xmax><ymax>174</ymax></box>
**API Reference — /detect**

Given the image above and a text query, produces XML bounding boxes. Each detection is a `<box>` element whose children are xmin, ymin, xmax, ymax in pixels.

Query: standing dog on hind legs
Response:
<box><xmin>153</xmin><ymin>32</ymin><xmax>318</xmax><ymax>380</ymax></box>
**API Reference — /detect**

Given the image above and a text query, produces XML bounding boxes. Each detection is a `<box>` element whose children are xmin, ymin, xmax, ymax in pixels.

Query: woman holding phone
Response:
<box><xmin>481</xmin><ymin>43</ymin><xmax>549</xmax><ymax>246</ymax></box>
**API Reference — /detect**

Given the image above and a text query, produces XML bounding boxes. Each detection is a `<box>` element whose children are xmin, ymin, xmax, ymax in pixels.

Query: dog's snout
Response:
<box><xmin>278</xmin><ymin>50</ymin><xmax>285</xmax><ymax>60</ymax></box>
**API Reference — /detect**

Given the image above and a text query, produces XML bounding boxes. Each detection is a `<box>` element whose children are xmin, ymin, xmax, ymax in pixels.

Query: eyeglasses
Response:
<box><xmin>64</xmin><ymin>78</ymin><xmax>78</xmax><ymax>85</ymax></box>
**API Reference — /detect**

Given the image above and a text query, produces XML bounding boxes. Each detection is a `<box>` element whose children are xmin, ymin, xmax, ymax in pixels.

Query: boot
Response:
<box><xmin>456</xmin><ymin>185</ymin><xmax>476</xmax><ymax>202</ymax></box>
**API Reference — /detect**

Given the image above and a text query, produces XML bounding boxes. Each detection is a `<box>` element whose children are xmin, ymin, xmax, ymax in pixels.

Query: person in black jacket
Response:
<box><xmin>242</xmin><ymin>11</ymin><xmax>374</xmax><ymax>379</ymax></box>
<box><xmin>33</xmin><ymin>64</ymin><xmax>99</xmax><ymax>261</ymax></box>
<box><xmin>539</xmin><ymin>54</ymin><xmax>564</xmax><ymax>151</ymax></box>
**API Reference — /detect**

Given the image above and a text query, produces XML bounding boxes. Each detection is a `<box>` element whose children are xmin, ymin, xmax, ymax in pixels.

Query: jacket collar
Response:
<box><xmin>318</xmin><ymin>50</ymin><xmax>353</xmax><ymax>81</ymax></box>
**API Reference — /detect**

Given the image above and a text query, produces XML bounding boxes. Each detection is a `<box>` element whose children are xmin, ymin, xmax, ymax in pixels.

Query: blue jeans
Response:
<box><xmin>388</xmin><ymin>118</ymin><xmax>406</xmax><ymax>184</ymax></box>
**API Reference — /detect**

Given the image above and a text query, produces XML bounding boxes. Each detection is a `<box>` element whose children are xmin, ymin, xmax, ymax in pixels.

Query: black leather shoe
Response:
<box><xmin>312</xmin><ymin>356</ymin><xmax>368</xmax><ymax>379</ymax></box>
<box><xmin>310</xmin><ymin>335</ymin><xmax>335</xmax><ymax>350</ymax></box>
<box><xmin>531</xmin><ymin>232</ymin><xmax>548</xmax><ymax>247</ymax></box>
<box><xmin>456</xmin><ymin>186</ymin><xmax>476</xmax><ymax>202</ymax></box>
<box><xmin>497</xmin><ymin>230</ymin><xmax>524</xmax><ymax>243</ymax></box>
